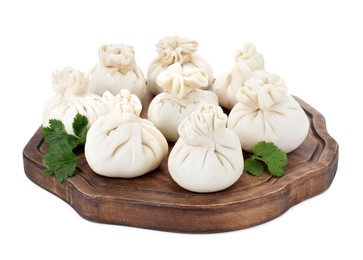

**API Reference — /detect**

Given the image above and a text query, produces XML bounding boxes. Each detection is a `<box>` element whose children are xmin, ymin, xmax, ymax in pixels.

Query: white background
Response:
<box><xmin>1</xmin><ymin>0</ymin><xmax>361</xmax><ymax>259</ymax></box>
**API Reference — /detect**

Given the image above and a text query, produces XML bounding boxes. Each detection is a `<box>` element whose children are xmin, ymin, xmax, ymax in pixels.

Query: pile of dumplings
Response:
<box><xmin>43</xmin><ymin>36</ymin><xmax>309</xmax><ymax>193</ymax></box>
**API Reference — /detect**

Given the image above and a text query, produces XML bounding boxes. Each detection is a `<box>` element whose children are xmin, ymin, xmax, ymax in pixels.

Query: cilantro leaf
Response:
<box><xmin>264</xmin><ymin>149</ymin><xmax>288</xmax><ymax>177</ymax></box>
<box><xmin>72</xmin><ymin>114</ymin><xmax>88</xmax><ymax>144</ymax></box>
<box><xmin>54</xmin><ymin>155</ymin><xmax>77</xmax><ymax>182</ymax></box>
<box><xmin>42</xmin><ymin>114</ymin><xmax>89</xmax><ymax>182</ymax></box>
<box><xmin>244</xmin><ymin>158</ymin><xmax>264</xmax><ymax>176</ymax></box>
<box><xmin>253</xmin><ymin>141</ymin><xmax>278</xmax><ymax>158</ymax></box>
<box><xmin>42</xmin><ymin>151</ymin><xmax>77</xmax><ymax>181</ymax></box>
<box><xmin>43</xmin><ymin>120</ymin><xmax>79</xmax><ymax>150</ymax></box>
<box><xmin>43</xmin><ymin>119</ymin><xmax>65</xmax><ymax>138</ymax></box>
<box><xmin>244</xmin><ymin>141</ymin><xmax>288</xmax><ymax>177</ymax></box>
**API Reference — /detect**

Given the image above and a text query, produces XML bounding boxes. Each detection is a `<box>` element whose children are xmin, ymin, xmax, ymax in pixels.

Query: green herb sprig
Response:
<box><xmin>244</xmin><ymin>141</ymin><xmax>288</xmax><ymax>177</ymax></box>
<box><xmin>42</xmin><ymin>114</ymin><xmax>88</xmax><ymax>182</ymax></box>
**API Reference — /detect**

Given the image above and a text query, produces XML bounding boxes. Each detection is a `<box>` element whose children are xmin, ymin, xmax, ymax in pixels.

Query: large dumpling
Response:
<box><xmin>147</xmin><ymin>36</ymin><xmax>213</xmax><ymax>95</ymax></box>
<box><xmin>85</xmin><ymin>89</ymin><xmax>168</xmax><ymax>178</ymax></box>
<box><xmin>168</xmin><ymin>103</ymin><xmax>244</xmax><ymax>193</ymax></box>
<box><xmin>88</xmin><ymin>44</ymin><xmax>147</xmax><ymax>100</ymax></box>
<box><xmin>43</xmin><ymin>67</ymin><xmax>108</xmax><ymax>135</ymax></box>
<box><xmin>227</xmin><ymin>70</ymin><xmax>309</xmax><ymax>153</ymax></box>
<box><xmin>148</xmin><ymin>63</ymin><xmax>218</xmax><ymax>142</ymax></box>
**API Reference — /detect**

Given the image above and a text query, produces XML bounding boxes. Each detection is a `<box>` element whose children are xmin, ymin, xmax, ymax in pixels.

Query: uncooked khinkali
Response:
<box><xmin>227</xmin><ymin>70</ymin><xmax>309</xmax><ymax>153</ymax></box>
<box><xmin>147</xmin><ymin>36</ymin><xmax>213</xmax><ymax>95</ymax></box>
<box><xmin>43</xmin><ymin>67</ymin><xmax>108</xmax><ymax>134</ymax></box>
<box><xmin>168</xmin><ymin>103</ymin><xmax>244</xmax><ymax>193</ymax></box>
<box><xmin>88</xmin><ymin>44</ymin><xmax>146</xmax><ymax>100</ymax></box>
<box><xmin>85</xmin><ymin>89</ymin><xmax>168</xmax><ymax>178</ymax></box>
<box><xmin>148</xmin><ymin>63</ymin><xmax>218</xmax><ymax>142</ymax></box>
<box><xmin>234</xmin><ymin>42</ymin><xmax>265</xmax><ymax>71</ymax></box>
<box><xmin>213</xmin><ymin>43</ymin><xmax>265</xmax><ymax>110</ymax></box>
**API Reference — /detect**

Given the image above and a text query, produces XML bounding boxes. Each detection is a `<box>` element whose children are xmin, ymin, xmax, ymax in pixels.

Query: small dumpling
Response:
<box><xmin>88</xmin><ymin>44</ymin><xmax>146</xmax><ymax>100</ymax></box>
<box><xmin>148</xmin><ymin>63</ymin><xmax>218</xmax><ymax>142</ymax></box>
<box><xmin>234</xmin><ymin>42</ymin><xmax>265</xmax><ymax>71</ymax></box>
<box><xmin>227</xmin><ymin>70</ymin><xmax>309</xmax><ymax>153</ymax></box>
<box><xmin>43</xmin><ymin>67</ymin><xmax>108</xmax><ymax>134</ymax></box>
<box><xmin>212</xmin><ymin>43</ymin><xmax>264</xmax><ymax>110</ymax></box>
<box><xmin>85</xmin><ymin>89</ymin><xmax>168</xmax><ymax>178</ymax></box>
<box><xmin>147</xmin><ymin>36</ymin><xmax>213</xmax><ymax>95</ymax></box>
<box><xmin>168</xmin><ymin>103</ymin><xmax>244</xmax><ymax>193</ymax></box>
<box><xmin>213</xmin><ymin>60</ymin><xmax>252</xmax><ymax>110</ymax></box>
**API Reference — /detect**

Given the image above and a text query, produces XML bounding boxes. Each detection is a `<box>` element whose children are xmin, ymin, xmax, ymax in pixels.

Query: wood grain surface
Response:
<box><xmin>23</xmin><ymin>92</ymin><xmax>339</xmax><ymax>233</ymax></box>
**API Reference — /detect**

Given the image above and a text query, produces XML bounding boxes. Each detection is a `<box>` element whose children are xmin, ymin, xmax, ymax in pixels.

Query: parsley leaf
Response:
<box><xmin>244</xmin><ymin>141</ymin><xmax>288</xmax><ymax>177</ymax></box>
<box><xmin>72</xmin><ymin>114</ymin><xmax>88</xmax><ymax>144</ymax></box>
<box><xmin>42</xmin><ymin>114</ymin><xmax>88</xmax><ymax>182</ymax></box>
<box><xmin>43</xmin><ymin>119</ymin><xmax>79</xmax><ymax>150</ymax></box>
<box><xmin>43</xmin><ymin>151</ymin><xmax>77</xmax><ymax>182</ymax></box>
<box><xmin>244</xmin><ymin>158</ymin><xmax>264</xmax><ymax>176</ymax></box>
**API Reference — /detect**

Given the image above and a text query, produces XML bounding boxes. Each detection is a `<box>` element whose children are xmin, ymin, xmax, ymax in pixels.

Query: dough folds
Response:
<box><xmin>88</xmin><ymin>44</ymin><xmax>146</xmax><ymax>100</ymax></box>
<box><xmin>168</xmin><ymin>103</ymin><xmax>244</xmax><ymax>193</ymax></box>
<box><xmin>147</xmin><ymin>36</ymin><xmax>213</xmax><ymax>94</ymax></box>
<box><xmin>227</xmin><ymin>70</ymin><xmax>309</xmax><ymax>153</ymax></box>
<box><xmin>85</xmin><ymin>89</ymin><xmax>168</xmax><ymax>178</ymax></box>
<box><xmin>43</xmin><ymin>67</ymin><xmax>107</xmax><ymax>134</ymax></box>
<box><xmin>148</xmin><ymin>63</ymin><xmax>218</xmax><ymax>142</ymax></box>
<box><xmin>213</xmin><ymin>43</ymin><xmax>264</xmax><ymax>109</ymax></box>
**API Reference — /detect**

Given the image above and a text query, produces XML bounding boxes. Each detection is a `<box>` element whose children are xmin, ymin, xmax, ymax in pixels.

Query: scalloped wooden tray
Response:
<box><xmin>23</xmin><ymin>93</ymin><xmax>338</xmax><ymax>233</ymax></box>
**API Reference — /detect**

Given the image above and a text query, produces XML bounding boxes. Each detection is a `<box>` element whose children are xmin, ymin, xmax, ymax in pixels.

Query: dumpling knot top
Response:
<box><xmin>156</xmin><ymin>62</ymin><xmax>209</xmax><ymax>99</ymax></box>
<box><xmin>237</xmin><ymin>71</ymin><xmax>288</xmax><ymax>109</ymax></box>
<box><xmin>102</xmin><ymin>89</ymin><xmax>142</xmax><ymax>120</ymax></box>
<box><xmin>234</xmin><ymin>42</ymin><xmax>265</xmax><ymax>71</ymax></box>
<box><xmin>43</xmin><ymin>67</ymin><xmax>108</xmax><ymax>134</ymax></box>
<box><xmin>85</xmin><ymin>89</ymin><xmax>168</xmax><ymax>178</ymax></box>
<box><xmin>227</xmin><ymin>70</ymin><xmax>309</xmax><ymax>153</ymax></box>
<box><xmin>52</xmin><ymin>66</ymin><xmax>88</xmax><ymax>96</ymax></box>
<box><xmin>156</xmin><ymin>36</ymin><xmax>198</xmax><ymax>65</ymax></box>
<box><xmin>212</xmin><ymin>42</ymin><xmax>265</xmax><ymax>110</ymax></box>
<box><xmin>88</xmin><ymin>44</ymin><xmax>146</xmax><ymax>100</ymax></box>
<box><xmin>147</xmin><ymin>36</ymin><xmax>213</xmax><ymax>95</ymax></box>
<box><xmin>179</xmin><ymin>103</ymin><xmax>232</xmax><ymax>145</ymax></box>
<box><xmin>148</xmin><ymin>63</ymin><xmax>218</xmax><ymax>142</ymax></box>
<box><xmin>168</xmin><ymin>103</ymin><xmax>244</xmax><ymax>193</ymax></box>
<box><xmin>99</xmin><ymin>44</ymin><xmax>137</xmax><ymax>71</ymax></box>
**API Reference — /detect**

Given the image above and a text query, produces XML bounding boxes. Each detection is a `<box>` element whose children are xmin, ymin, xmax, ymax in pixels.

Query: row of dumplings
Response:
<box><xmin>43</xmin><ymin>36</ymin><xmax>309</xmax><ymax>193</ymax></box>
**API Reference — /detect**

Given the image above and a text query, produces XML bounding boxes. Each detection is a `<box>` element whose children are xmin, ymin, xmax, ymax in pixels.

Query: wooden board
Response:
<box><xmin>23</xmin><ymin>93</ymin><xmax>339</xmax><ymax>233</ymax></box>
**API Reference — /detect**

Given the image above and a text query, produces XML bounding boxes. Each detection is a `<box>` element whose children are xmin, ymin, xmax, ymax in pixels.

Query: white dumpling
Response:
<box><xmin>147</xmin><ymin>36</ymin><xmax>213</xmax><ymax>95</ymax></box>
<box><xmin>85</xmin><ymin>89</ymin><xmax>168</xmax><ymax>178</ymax></box>
<box><xmin>227</xmin><ymin>70</ymin><xmax>309</xmax><ymax>153</ymax></box>
<box><xmin>148</xmin><ymin>63</ymin><xmax>218</xmax><ymax>142</ymax></box>
<box><xmin>213</xmin><ymin>61</ymin><xmax>252</xmax><ymax>110</ymax></box>
<box><xmin>234</xmin><ymin>42</ymin><xmax>265</xmax><ymax>71</ymax></box>
<box><xmin>212</xmin><ymin>43</ymin><xmax>264</xmax><ymax>110</ymax></box>
<box><xmin>88</xmin><ymin>44</ymin><xmax>146</xmax><ymax>100</ymax></box>
<box><xmin>43</xmin><ymin>67</ymin><xmax>108</xmax><ymax>134</ymax></box>
<box><xmin>168</xmin><ymin>103</ymin><xmax>244</xmax><ymax>193</ymax></box>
